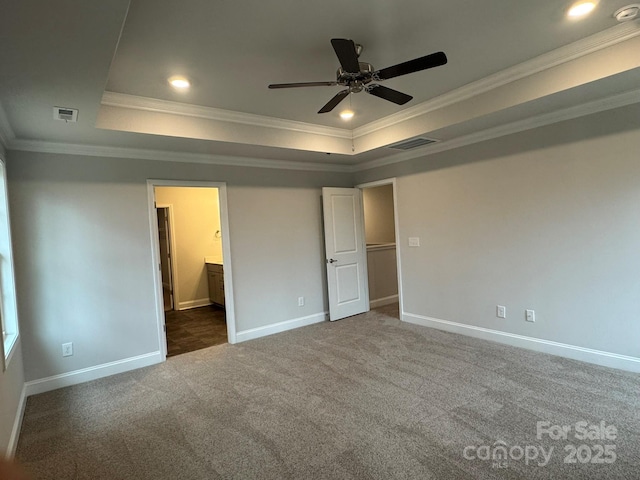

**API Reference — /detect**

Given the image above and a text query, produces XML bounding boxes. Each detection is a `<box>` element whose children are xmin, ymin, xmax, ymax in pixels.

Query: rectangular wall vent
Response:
<box><xmin>386</xmin><ymin>136</ymin><xmax>438</xmax><ymax>150</ymax></box>
<box><xmin>53</xmin><ymin>107</ymin><xmax>78</xmax><ymax>122</ymax></box>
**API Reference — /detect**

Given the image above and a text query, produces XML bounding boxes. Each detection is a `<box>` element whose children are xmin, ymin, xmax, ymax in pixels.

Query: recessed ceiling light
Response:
<box><xmin>340</xmin><ymin>110</ymin><xmax>354</xmax><ymax>120</ymax></box>
<box><xmin>568</xmin><ymin>1</ymin><xmax>598</xmax><ymax>17</ymax></box>
<box><xmin>168</xmin><ymin>76</ymin><xmax>190</xmax><ymax>90</ymax></box>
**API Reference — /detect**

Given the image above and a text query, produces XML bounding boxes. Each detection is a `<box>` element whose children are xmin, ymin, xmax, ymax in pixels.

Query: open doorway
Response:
<box><xmin>148</xmin><ymin>181</ymin><xmax>237</xmax><ymax>360</ymax></box>
<box><xmin>359</xmin><ymin>179</ymin><xmax>401</xmax><ymax>319</ymax></box>
<box><xmin>155</xmin><ymin>186</ymin><xmax>225</xmax><ymax>357</ymax></box>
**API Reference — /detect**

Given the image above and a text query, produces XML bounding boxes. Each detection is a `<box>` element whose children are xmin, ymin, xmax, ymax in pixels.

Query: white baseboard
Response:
<box><xmin>177</xmin><ymin>298</ymin><xmax>212</xmax><ymax>310</ymax></box>
<box><xmin>235</xmin><ymin>312</ymin><xmax>327</xmax><ymax>343</ymax></box>
<box><xmin>24</xmin><ymin>351</ymin><xmax>163</xmax><ymax>397</ymax></box>
<box><xmin>6</xmin><ymin>385</ymin><xmax>27</xmax><ymax>458</ymax></box>
<box><xmin>402</xmin><ymin>312</ymin><xmax>640</xmax><ymax>373</ymax></box>
<box><xmin>370</xmin><ymin>294</ymin><xmax>399</xmax><ymax>309</ymax></box>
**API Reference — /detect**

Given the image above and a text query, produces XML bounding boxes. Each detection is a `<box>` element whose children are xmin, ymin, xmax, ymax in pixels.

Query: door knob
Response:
<box><xmin>327</xmin><ymin>258</ymin><xmax>338</xmax><ymax>264</ymax></box>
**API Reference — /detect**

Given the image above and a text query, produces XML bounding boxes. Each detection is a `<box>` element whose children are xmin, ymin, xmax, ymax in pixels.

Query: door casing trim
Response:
<box><xmin>356</xmin><ymin>178</ymin><xmax>403</xmax><ymax>318</ymax></box>
<box><xmin>147</xmin><ymin>180</ymin><xmax>237</xmax><ymax>362</ymax></box>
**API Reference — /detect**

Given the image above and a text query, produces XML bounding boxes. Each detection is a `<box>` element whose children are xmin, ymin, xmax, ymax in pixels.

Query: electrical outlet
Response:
<box><xmin>526</xmin><ymin>309</ymin><xmax>535</xmax><ymax>322</ymax></box>
<box><xmin>496</xmin><ymin>305</ymin><xmax>506</xmax><ymax>318</ymax></box>
<box><xmin>298</xmin><ymin>296</ymin><xmax>304</xmax><ymax>307</ymax></box>
<box><xmin>62</xmin><ymin>342</ymin><xmax>73</xmax><ymax>357</ymax></box>
<box><xmin>408</xmin><ymin>237</ymin><xmax>420</xmax><ymax>247</ymax></box>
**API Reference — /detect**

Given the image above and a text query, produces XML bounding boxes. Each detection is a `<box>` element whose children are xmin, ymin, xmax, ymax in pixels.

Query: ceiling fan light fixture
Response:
<box><xmin>168</xmin><ymin>75</ymin><xmax>191</xmax><ymax>90</ymax></box>
<box><xmin>568</xmin><ymin>1</ymin><xmax>598</xmax><ymax>17</ymax></box>
<box><xmin>340</xmin><ymin>110</ymin><xmax>354</xmax><ymax>120</ymax></box>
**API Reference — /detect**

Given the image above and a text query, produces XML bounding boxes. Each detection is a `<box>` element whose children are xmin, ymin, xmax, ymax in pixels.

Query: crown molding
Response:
<box><xmin>101</xmin><ymin>92</ymin><xmax>353</xmax><ymax>140</ymax></box>
<box><xmin>95</xmin><ymin>22</ymin><xmax>640</xmax><ymax>166</ymax></box>
<box><xmin>8</xmin><ymin>87</ymin><xmax>640</xmax><ymax>175</ymax></box>
<box><xmin>353</xmin><ymin>21</ymin><xmax>640</xmax><ymax>139</ymax></box>
<box><xmin>8</xmin><ymin>139</ymin><xmax>354</xmax><ymax>173</ymax></box>
<box><xmin>0</xmin><ymin>100</ymin><xmax>16</xmax><ymax>152</ymax></box>
<box><xmin>102</xmin><ymin>22</ymin><xmax>640</xmax><ymax>146</ymax></box>
<box><xmin>355</xmin><ymin>88</ymin><xmax>640</xmax><ymax>172</ymax></box>
<box><xmin>6</xmin><ymin>22</ymin><xmax>640</xmax><ymax>174</ymax></box>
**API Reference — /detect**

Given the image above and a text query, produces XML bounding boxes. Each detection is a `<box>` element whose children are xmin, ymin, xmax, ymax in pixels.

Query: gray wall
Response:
<box><xmin>363</xmin><ymin>184</ymin><xmax>395</xmax><ymax>245</ymax></box>
<box><xmin>7</xmin><ymin>151</ymin><xmax>351</xmax><ymax>382</ymax></box>
<box><xmin>356</xmin><ymin>104</ymin><xmax>640</xmax><ymax>357</ymax></box>
<box><xmin>366</xmin><ymin>246</ymin><xmax>398</xmax><ymax>302</ymax></box>
<box><xmin>7</xmin><ymin>102</ymin><xmax>640</xmax><ymax>387</ymax></box>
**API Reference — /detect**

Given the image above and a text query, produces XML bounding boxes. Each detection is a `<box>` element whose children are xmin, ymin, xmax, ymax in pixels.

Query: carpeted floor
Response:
<box><xmin>15</xmin><ymin>304</ymin><xmax>640</xmax><ymax>479</ymax></box>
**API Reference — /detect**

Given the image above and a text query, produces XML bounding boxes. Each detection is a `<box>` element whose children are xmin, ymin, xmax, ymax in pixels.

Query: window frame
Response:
<box><xmin>0</xmin><ymin>156</ymin><xmax>19</xmax><ymax>371</ymax></box>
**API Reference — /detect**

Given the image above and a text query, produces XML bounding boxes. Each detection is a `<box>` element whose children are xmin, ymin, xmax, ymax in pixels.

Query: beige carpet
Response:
<box><xmin>15</xmin><ymin>304</ymin><xmax>640</xmax><ymax>479</ymax></box>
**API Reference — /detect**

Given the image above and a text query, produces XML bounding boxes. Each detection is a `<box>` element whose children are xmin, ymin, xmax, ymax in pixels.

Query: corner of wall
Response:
<box><xmin>6</xmin><ymin>385</ymin><xmax>27</xmax><ymax>458</ymax></box>
<box><xmin>1</xmin><ymin>340</ymin><xmax>26</xmax><ymax>458</ymax></box>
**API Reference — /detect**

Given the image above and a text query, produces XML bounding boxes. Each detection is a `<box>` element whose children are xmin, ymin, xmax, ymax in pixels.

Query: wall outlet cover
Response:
<box><xmin>62</xmin><ymin>342</ymin><xmax>73</xmax><ymax>357</ymax></box>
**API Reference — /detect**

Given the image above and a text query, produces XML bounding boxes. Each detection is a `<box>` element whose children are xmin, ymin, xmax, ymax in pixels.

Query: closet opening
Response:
<box><xmin>359</xmin><ymin>179</ymin><xmax>401</xmax><ymax>320</ymax></box>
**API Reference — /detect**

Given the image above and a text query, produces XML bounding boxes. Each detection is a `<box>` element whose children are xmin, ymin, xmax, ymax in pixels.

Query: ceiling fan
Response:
<box><xmin>268</xmin><ymin>38</ymin><xmax>448</xmax><ymax>114</ymax></box>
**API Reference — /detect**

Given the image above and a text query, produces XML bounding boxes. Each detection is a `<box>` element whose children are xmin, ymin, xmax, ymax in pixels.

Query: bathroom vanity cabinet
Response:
<box><xmin>206</xmin><ymin>262</ymin><xmax>225</xmax><ymax>307</ymax></box>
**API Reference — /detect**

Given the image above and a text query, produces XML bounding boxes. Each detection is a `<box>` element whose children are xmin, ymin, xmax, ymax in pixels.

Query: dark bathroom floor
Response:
<box><xmin>165</xmin><ymin>305</ymin><xmax>227</xmax><ymax>357</ymax></box>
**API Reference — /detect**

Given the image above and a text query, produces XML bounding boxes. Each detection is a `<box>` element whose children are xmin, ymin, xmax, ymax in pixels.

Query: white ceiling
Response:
<box><xmin>1</xmin><ymin>0</ymin><xmax>640</xmax><ymax>170</ymax></box>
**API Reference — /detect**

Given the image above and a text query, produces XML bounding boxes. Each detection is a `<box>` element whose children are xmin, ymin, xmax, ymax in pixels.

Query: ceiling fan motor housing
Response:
<box><xmin>337</xmin><ymin>62</ymin><xmax>374</xmax><ymax>92</ymax></box>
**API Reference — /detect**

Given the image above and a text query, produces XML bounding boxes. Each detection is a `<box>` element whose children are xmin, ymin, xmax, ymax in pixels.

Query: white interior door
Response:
<box><xmin>322</xmin><ymin>187</ymin><xmax>369</xmax><ymax>321</ymax></box>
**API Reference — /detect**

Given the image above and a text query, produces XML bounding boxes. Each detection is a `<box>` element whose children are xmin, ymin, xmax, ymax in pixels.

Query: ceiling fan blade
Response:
<box><xmin>318</xmin><ymin>89</ymin><xmax>350</xmax><ymax>113</ymax></box>
<box><xmin>374</xmin><ymin>51</ymin><xmax>447</xmax><ymax>80</ymax></box>
<box><xmin>366</xmin><ymin>84</ymin><xmax>413</xmax><ymax>105</ymax></box>
<box><xmin>268</xmin><ymin>81</ymin><xmax>338</xmax><ymax>89</ymax></box>
<box><xmin>331</xmin><ymin>38</ymin><xmax>360</xmax><ymax>74</ymax></box>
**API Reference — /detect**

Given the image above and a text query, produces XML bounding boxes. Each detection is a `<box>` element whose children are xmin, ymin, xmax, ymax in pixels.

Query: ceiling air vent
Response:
<box><xmin>386</xmin><ymin>136</ymin><xmax>438</xmax><ymax>150</ymax></box>
<box><xmin>53</xmin><ymin>107</ymin><xmax>78</xmax><ymax>122</ymax></box>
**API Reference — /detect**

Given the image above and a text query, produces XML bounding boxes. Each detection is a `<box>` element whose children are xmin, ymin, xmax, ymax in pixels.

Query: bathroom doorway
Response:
<box><xmin>148</xmin><ymin>180</ymin><xmax>237</xmax><ymax>361</ymax></box>
<box><xmin>155</xmin><ymin>186</ymin><xmax>226</xmax><ymax>356</ymax></box>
